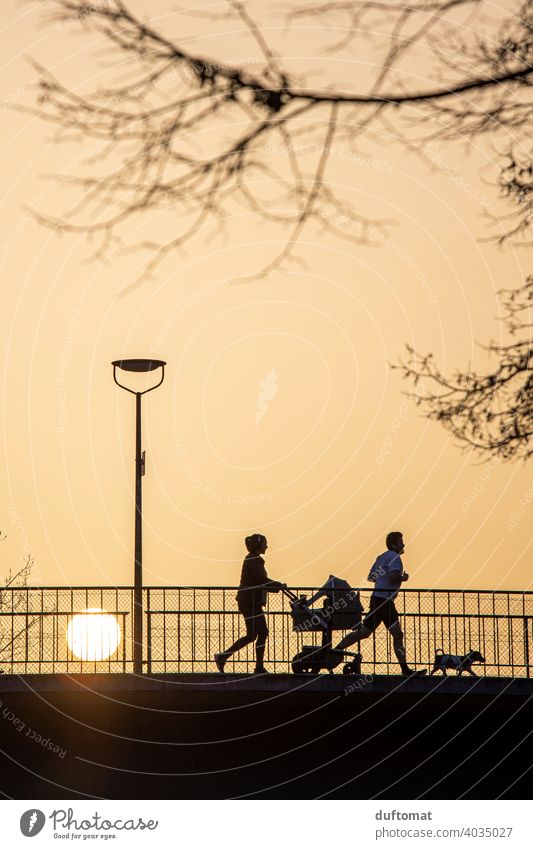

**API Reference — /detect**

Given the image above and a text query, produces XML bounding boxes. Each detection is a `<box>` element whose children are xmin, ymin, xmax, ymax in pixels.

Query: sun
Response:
<box><xmin>66</xmin><ymin>608</ymin><xmax>121</xmax><ymax>661</ymax></box>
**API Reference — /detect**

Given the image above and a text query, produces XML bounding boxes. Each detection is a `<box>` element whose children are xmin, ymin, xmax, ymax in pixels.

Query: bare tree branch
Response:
<box><xmin>0</xmin><ymin>554</ymin><xmax>37</xmax><ymax>669</ymax></box>
<box><xmin>21</xmin><ymin>0</ymin><xmax>532</xmax><ymax>289</ymax></box>
<box><xmin>395</xmin><ymin>278</ymin><xmax>533</xmax><ymax>461</ymax></box>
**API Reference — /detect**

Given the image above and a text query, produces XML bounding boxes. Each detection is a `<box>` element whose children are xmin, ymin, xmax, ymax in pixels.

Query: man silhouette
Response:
<box><xmin>335</xmin><ymin>532</ymin><xmax>426</xmax><ymax>676</ymax></box>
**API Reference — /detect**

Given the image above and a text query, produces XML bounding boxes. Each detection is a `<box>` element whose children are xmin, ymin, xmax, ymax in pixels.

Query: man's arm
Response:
<box><xmin>389</xmin><ymin>554</ymin><xmax>407</xmax><ymax>586</ymax></box>
<box><xmin>367</xmin><ymin>557</ymin><xmax>380</xmax><ymax>582</ymax></box>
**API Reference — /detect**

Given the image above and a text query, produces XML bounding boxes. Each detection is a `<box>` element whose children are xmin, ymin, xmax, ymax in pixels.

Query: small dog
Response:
<box><xmin>430</xmin><ymin>649</ymin><xmax>485</xmax><ymax>677</ymax></box>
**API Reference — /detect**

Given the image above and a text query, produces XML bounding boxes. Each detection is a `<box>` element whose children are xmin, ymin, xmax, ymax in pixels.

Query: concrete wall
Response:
<box><xmin>0</xmin><ymin>674</ymin><xmax>531</xmax><ymax>799</ymax></box>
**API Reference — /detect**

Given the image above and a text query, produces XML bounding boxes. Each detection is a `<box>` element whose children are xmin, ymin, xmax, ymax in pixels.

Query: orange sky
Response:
<box><xmin>0</xmin><ymin>0</ymin><xmax>531</xmax><ymax>592</ymax></box>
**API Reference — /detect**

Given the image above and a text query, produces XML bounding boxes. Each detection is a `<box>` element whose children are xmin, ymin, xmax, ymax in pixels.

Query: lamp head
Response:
<box><xmin>112</xmin><ymin>359</ymin><xmax>166</xmax><ymax>372</ymax></box>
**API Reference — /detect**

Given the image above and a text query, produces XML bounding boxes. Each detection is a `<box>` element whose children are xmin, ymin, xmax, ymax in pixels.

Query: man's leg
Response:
<box><xmin>336</xmin><ymin>623</ymin><xmax>372</xmax><ymax>651</ymax></box>
<box><xmin>388</xmin><ymin>621</ymin><xmax>426</xmax><ymax>676</ymax></box>
<box><xmin>388</xmin><ymin>621</ymin><xmax>408</xmax><ymax>669</ymax></box>
<box><xmin>335</xmin><ymin>595</ymin><xmax>379</xmax><ymax>651</ymax></box>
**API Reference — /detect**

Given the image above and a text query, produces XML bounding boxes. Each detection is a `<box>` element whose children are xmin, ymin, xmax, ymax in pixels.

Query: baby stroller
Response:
<box><xmin>284</xmin><ymin>576</ymin><xmax>363</xmax><ymax>674</ymax></box>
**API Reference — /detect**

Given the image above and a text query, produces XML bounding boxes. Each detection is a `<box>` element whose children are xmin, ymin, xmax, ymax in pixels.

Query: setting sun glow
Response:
<box><xmin>66</xmin><ymin>609</ymin><xmax>121</xmax><ymax>661</ymax></box>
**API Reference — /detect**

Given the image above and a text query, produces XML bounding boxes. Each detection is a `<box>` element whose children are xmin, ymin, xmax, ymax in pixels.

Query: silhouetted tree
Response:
<box><xmin>26</xmin><ymin>0</ymin><xmax>532</xmax><ymax>289</ymax></box>
<box><xmin>498</xmin><ymin>149</ymin><xmax>533</xmax><ymax>243</ymax></box>
<box><xmin>25</xmin><ymin>1</ymin><xmax>533</xmax><ymax>460</ymax></box>
<box><xmin>396</xmin><ymin>278</ymin><xmax>532</xmax><ymax>461</ymax></box>
<box><xmin>0</xmin><ymin>551</ymin><xmax>36</xmax><ymax>670</ymax></box>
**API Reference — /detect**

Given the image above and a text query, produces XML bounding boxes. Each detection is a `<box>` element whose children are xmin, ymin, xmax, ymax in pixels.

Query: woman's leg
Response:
<box><xmin>253</xmin><ymin>613</ymin><xmax>269</xmax><ymax>668</ymax></box>
<box><xmin>223</xmin><ymin>610</ymin><xmax>256</xmax><ymax>656</ymax></box>
<box><xmin>216</xmin><ymin>606</ymin><xmax>270</xmax><ymax>672</ymax></box>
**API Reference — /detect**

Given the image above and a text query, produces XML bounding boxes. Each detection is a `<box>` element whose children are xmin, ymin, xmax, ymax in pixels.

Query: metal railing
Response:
<box><xmin>0</xmin><ymin>586</ymin><xmax>531</xmax><ymax>676</ymax></box>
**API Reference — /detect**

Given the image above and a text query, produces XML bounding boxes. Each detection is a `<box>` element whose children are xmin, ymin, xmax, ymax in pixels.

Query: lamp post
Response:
<box><xmin>112</xmin><ymin>358</ymin><xmax>166</xmax><ymax>674</ymax></box>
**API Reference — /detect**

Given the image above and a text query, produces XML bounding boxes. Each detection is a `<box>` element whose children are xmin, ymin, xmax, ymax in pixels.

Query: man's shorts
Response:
<box><xmin>362</xmin><ymin>594</ymin><xmax>399</xmax><ymax>633</ymax></box>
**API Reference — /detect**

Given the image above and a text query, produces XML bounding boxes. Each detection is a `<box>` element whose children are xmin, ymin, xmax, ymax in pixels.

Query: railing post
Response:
<box><xmin>146</xmin><ymin>589</ymin><xmax>152</xmax><ymax>675</ymax></box>
<box><xmin>524</xmin><ymin>617</ymin><xmax>530</xmax><ymax>679</ymax></box>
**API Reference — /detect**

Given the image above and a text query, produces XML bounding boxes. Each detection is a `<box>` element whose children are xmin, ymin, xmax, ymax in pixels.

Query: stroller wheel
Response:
<box><xmin>342</xmin><ymin>654</ymin><xmax>362</xmax><ymax>675</ymax></box>
<box><xmin>296</xmin><ymin>661</ymin><xmax>319</xmax><ymax>673</ymax></box>
<box><xmin>292</xmin><ymin>649</ymin><xmax>322</xmax><ymax>674</ymax></box>
<box><xmin>292</xmin><ymin>651</ymin><xmax>307</xmax><ymax>674</ymax></box>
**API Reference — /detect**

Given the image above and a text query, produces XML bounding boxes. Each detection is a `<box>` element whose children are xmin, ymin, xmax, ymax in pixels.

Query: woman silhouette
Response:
<box><xmin>215</xmin><ymin>534</ymin><xmax>285</xmax><ymax>674</ymax></box>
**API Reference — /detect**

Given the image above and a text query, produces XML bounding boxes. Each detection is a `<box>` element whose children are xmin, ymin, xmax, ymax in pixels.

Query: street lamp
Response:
<box><xmin>112</xmin><ymin>358</ymin><xmax>166</xmax><ymax>674</ymax></box>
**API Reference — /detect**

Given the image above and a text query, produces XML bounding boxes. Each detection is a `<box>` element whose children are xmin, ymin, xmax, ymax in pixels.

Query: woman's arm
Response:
<box><xmin>264</xmin><ymin>578</ymin><xmax>286</xmax><ymax>593</ymax></box>
<box><xmin>248</xmin><ymin>558</ymin><xmax>285</xmax><ymax>591</ymax></box>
